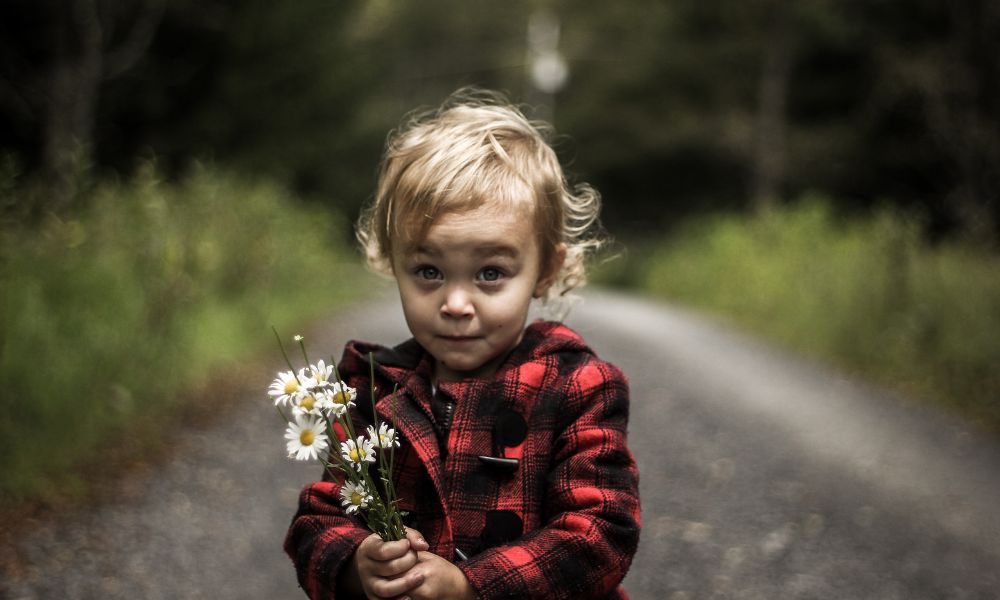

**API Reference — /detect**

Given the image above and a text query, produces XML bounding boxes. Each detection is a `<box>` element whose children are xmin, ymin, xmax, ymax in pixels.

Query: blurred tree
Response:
<box><xmin>101</xmin><ymin>0</ymin><xmax>534</xmax><ymax>217</ymax></box>
<box><xmin>100</xmin><ymin>0</ymin><xmax>376</xmax><ymax>208</ymax></box>
<box><xmin>747</xmin><ymin>1</ymin><xmax>851</xmax><ymax>212</ymax></box>
<box><xmin>863</xmin><ymin>0</ymin><xmax>1000</xmax><ymax>244</ymax></box>
<box><xmin>750</xmin><ymin>1</ymin><xmax>793</xmax><ymax>212</ymax></box>
<box><xmin>556</xmin><ymin>1</ymin><xmax>768</xmax><ymax>230</ymax></box>
<box><xmin>555</xmin><ymin>0</ymin><xmax>998</xmax><ymax>242</ymax></box>
<box><xmin>0</xmin><ymin>0</ymin><xmax>164</xmax><ymax>214</ymax></box>
<box><xmin>2</xmin><ymin>0</ymin><xmax>997</xmax><ymax>243</ymax></box>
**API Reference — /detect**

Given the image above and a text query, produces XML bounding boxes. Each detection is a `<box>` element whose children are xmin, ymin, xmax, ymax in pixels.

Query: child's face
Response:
<box><xmin>391</xmin><ymin>203</ymin><xmax>554</xmax><ymax>382</ymax></box>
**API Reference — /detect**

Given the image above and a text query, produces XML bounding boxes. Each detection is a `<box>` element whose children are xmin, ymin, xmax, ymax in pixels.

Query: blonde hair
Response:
<box><xmin>357</xmin><ymin>88</ymin><xmax>603</xmax><ymax>309</ymax></box>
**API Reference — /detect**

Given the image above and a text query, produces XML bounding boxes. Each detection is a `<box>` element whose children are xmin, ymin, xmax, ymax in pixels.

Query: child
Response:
<box><xmin>285</xmin><ymin>89</ymin><xmax>641</xmax><ymax>600</ymax></box>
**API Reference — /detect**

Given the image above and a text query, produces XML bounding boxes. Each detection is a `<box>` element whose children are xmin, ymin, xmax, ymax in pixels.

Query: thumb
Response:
<box><xmin>404</xmin><ymin>526</ymin><xmax>429</xmax><ymax>552</ymax></box>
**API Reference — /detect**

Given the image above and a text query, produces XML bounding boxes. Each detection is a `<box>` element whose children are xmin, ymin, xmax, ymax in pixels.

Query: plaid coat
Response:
<box><xmin>285</xmin><ymin>321</ymin><xmax>641</xmax><ymax>599</ymax></box>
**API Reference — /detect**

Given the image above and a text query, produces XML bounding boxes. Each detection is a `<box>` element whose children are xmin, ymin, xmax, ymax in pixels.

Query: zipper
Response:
<box><xmin>431</xmin><ymin>390</ymin><xmax>455</xmax><ymax>456</ymax></box>
<box><xmin>440</xmin><ymin>400</ymin><xmax>455</xmax><ymax>435</ymax></box>
<box><xmin>437</xmin><ymin>400</ymin><xmax>454</xmax><ymax>456</ymax></box>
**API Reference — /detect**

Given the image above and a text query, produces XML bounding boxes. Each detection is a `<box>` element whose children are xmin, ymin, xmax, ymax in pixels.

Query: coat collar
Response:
<box><xmin>341</xmin><ymin>320</ymin><xmax>593</xmax><ymax>431</ymax></box>
<box><xmin>363</xmin><ymin>320</ymin><xmax>590</xmax><ymax>384</ymax></box>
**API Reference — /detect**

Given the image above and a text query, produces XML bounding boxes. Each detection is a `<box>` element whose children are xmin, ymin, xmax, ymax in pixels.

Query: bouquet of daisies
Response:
<box><xmin>269</xmin><ymin>333</ymin><xmax>406</xmax><ymax>541</ymax></box>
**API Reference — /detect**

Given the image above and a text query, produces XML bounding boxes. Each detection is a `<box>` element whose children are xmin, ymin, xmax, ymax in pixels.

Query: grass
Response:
<box><xmin>602</xmin><ymin>197</ymin><xmax>1000</xmax><ymax>431</ymax></box>
<box><xmin>0</xmin><ymin>164</ymin><xmax>370</xmax><ymax>506</ymax></box>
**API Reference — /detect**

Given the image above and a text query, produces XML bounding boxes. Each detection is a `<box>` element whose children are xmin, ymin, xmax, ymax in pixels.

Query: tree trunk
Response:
<box><xmin>37</xmin><ymin>0</ymin><xmax>164</xmax><ymax>215</ymax></box>
<box><xmin>751</xmin><ymin>7</ymin><xmax>793</xmax><ymax>212</ymax></box>
<box><xmin>40</xmin><ymin>0</ymin><xmax>103</xmax><ymax>213</ymax></box>
<box><xmin>943</xmin><ymin>0</ymin><xmax>1000</xmax><ymax>244</ymax></box>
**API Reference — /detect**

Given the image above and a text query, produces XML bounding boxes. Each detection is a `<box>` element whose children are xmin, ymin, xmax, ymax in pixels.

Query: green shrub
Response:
<box><xmin>639</xmin><ymin>197</ymin><xmax>1000</xmax><ymax>430</ymax></box>
<box><xmin>0</xmin><ymin>165</ymin><xmax>368</xmax><ymax>503</ymax></box>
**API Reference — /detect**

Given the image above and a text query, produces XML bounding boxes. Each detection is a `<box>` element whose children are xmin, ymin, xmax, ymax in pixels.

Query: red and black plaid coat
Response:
<box><xmin>285</xmin><ymin>321</ymin><xmax>641</xmax><ymax>599</ymax></box>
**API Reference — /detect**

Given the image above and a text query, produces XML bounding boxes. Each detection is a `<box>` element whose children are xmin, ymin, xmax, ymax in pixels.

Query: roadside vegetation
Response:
<box><xmin>598</xmin><ymin>198</ymin><xmax>1000</xmax><ymax>432</ymax></box>
<box><xmin>2</xmin><ymin>0</ymin><xmax>998</xmax><ymax>512</ymax></box>
<box><xmin>0</xmin><ymin>165</ymin><xmax>367</xmax><ymax>506</ymax></box>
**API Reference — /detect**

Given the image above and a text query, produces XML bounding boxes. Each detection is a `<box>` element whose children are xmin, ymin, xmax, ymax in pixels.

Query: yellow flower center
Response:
<box><xmin>300</xmin><ymin>430</ymin><xmax>315</xmax><ymax>446</ymax></box>
<box><xmin>332</xmin><ymin>390</ymin><xmax>350</xmax><ymax>405</ymax></box>
<box><xmin>349</xmin><ymin>446</ymin><xmax>366</xmax><ymax>462</ymax></box>
<box><xmin>300</xmin><ymin>395</ymin><xmax>315</xmax><ymax>411</ymax></box>
<box><xmin>350</xmin><ymin>491</ymin><xmax>364</xmax><ymax>505</ymax></box>
<box><xmin>283</xmin><ymin>379</ymin><xmax>298</xmax><ymax>395</ymax></box>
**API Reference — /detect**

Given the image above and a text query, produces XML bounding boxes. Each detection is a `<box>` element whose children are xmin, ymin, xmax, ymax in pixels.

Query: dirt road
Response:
<box><xmin>3</xmin><ymin>289</ymin><xmax>999</xmax><ymax>599</ymax></box>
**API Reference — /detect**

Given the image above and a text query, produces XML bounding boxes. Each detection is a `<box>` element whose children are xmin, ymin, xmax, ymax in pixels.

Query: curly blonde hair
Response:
<box><xmin>357</xmin><ymin>88</ymin><xmax>603</xmax><ymax>309</ymax></box>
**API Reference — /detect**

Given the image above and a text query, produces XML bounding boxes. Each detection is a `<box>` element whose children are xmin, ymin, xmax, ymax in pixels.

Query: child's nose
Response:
<box><xmin>441</xmin><ymin>285</ymin><xmax>474</xmax><ymax>318</ymax></box>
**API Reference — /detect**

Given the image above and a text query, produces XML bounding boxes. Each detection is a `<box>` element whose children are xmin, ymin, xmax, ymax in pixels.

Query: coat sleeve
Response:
<box><xmin>283</xmin><ymin>356</ymin><xmax>376</xmax><ymax>600</ymax></box>
<box><xmin>457</xmin><ymin>359</ymin><xmax>641</xmax><ymax>600</ymax></box>
<box><xmin>284</xmin><ymin>481</ymin><xmax>371</xmax><ymax>599</ymax></box>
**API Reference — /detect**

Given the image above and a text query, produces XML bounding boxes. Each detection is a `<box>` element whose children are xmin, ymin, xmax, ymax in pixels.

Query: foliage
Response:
<box><xmin>0</xmin><ymin>165</ymin><xmax>367</xmax><ymax>504</ymax></box>
<box><xmin>3</xmin><ymin>1</ymin><xmax>997</xmax><ymax>240</ymax></box>
<box><xmin>633</xmin><ymin>198</ymin><xmax>1000</xmax><ymax>430</ymax></box>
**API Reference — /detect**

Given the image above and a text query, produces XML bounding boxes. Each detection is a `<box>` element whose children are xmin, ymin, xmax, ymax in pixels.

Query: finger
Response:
<box><xmin>367</xmin><ymin>538</ymin><xmax>414</xmax><ymax>562</ymax></box>
<box><xmin>356</xmin><ymin>532</ymin><xmax>385</xmax><ymax>559</ymax></box>
<box><xmin>369</xmin><ymin>569</ymin><xmax>424</xmax><ymax>599</ymax></box>
<box><xmin>369</xmin><ymin>550</ymin><xmax>419</xmax><ymax>578</ymax></box>
<box><xmin>404</xmin><ymin>527</ymin><xmax>429</xmax><ymax>552</ymax></box>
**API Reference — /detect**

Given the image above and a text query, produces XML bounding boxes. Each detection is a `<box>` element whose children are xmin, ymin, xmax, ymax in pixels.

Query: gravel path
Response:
<box><xmin>1</xmin><ymin>291</ymin><xmax>412</xmax><ymax>600</ymax></box>
<box><xmin>577</xmin><ymin>291</ymin><xmax>1000</xmax><ymax>599</ymax></box>
<box><xmin>3</xmin><ymin>288</ymin><xmax>999</xmax><ymax>599</ymax></box>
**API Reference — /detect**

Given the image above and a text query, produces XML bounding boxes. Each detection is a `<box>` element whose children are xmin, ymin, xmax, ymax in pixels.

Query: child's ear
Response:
<box><xmin>533</xmin><ymin>243</ymin><xmax>567</xmax><ymax>298</ymax></box>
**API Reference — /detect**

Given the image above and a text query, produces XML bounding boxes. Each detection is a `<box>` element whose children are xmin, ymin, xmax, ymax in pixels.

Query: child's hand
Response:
<box><xmin>406</xmin><ymin>551</ymin><xmax>477</xmax><ymax>600</ymax></box>
<box><xmin>347</xmin><ymin>528</ymin><xmax>429</xmax><ymax>600</ymax></box>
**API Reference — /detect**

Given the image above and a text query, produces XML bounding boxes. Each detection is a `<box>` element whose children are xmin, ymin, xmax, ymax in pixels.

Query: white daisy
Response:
<box><xmin>302</xmin><ymin>360</ymin><xmax>334</xmax><ymax>388</ymax></box>
<box><xmin>268</xmin><ymin>370</ymin><xmax>301</xmax><ymax>406</ymax></box>
<box><xmin>285</xmin><ymin>416</ymin><xmax>329</xmax><ymax>461</ymax></box>
<box><xmin>340</xmin><ymin>436</ymin><xmax>376</xmax><ymax>470</ymax></box>
<box><xmin>367</xmin><ymin>422</ymin><xmax>399</xmax><ymax>449</ymax></box>
<box><xmin>325</xmin><ymin>380</ymin><xmax>357</xmax><ymax>417</ymax></box>
<box><xmin>292</xmin><ymin>392</ymin><xmax>325</xmax><ymax>417</ymax></box>
<box><xmin>339</xmin><ymin>480</ymin><xmax>372</xmax><ymax>514</ymax></box>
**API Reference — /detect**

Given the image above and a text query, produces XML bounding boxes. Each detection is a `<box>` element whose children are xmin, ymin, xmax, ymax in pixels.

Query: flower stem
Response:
<box><xmin>272</xmin><ymin>327</ymin><xmax>305</xmax><ymax>387</ymax></box>
<box><xmin>297</xmin><ymin>336</ymin><xmax>312</xmax><ymax>368</ymax></box>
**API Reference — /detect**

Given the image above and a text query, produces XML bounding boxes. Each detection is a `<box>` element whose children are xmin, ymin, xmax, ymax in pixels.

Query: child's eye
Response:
<box><xmin>477</xmin><ymin>267</ymin><xmax>504</xmax><ymax>283</ymax></box>
<box><xmin>415</xmin><ymin>266</ymin><xmax>442</xmax><ymax>280</ymax></box>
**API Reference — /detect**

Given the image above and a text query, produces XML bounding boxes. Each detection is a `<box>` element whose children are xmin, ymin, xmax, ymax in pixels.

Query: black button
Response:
<box><xmin>494</xmin><ymin>409</ymin><xmax>527</xmax><ymax>447</ymax></box>
<box><xmin>481</xmin><ymin>510</ymin><xmax>523</xmax><ymax>547</ymax></box>
<box><xmin>477</xmin><ymin>455</ymin><xmax>519</xmax><ymax>472</ymax></box>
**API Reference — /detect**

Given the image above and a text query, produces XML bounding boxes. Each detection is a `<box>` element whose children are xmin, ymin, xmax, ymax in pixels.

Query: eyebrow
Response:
<box><xmin>473</xmin><ymin>244</ymin><xmax>520</xmax><ymax>259</ymax></box>
<box><xmin>413</xmin><ymin>244</ymin><xmax>520</xmax><ymax>259</ymax></box>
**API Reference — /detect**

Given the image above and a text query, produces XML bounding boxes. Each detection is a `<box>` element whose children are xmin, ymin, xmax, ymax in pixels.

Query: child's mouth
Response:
<box><xmin>439</xmin><ymin>335</ymin><xmax>479</xmax><ymax>342</ymax></box>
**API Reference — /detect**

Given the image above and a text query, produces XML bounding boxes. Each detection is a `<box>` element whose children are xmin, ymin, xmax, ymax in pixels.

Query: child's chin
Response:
<box><xmin>436</xmin><ymin>357</ymin><xmax>493</xmax><ymax>380</ymax></box>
